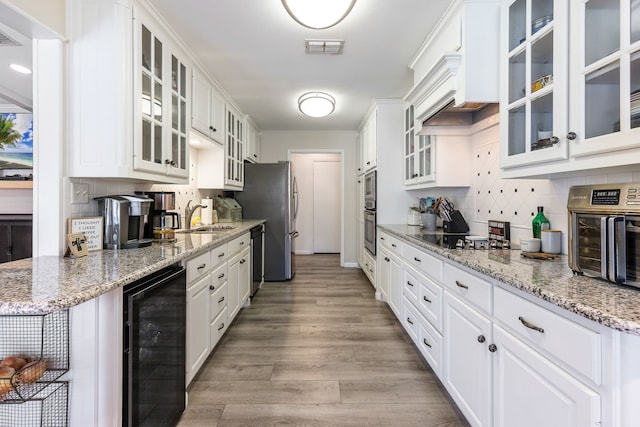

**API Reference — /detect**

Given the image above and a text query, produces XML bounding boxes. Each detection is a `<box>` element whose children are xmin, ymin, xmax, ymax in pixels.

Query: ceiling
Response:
<box><xmin>149</xmin><ymin>0</ymin><xmax>453</xmax><ymax>131</ymax></box>
<box><xmin>0</xmin><ymin>20</ymin><xmax>32</xmax><ymax>112</ymax></box>
<box><xmin>0</xmin><ymin>0</ymin><xmax>454</xmax><ymax>128</ymax></box>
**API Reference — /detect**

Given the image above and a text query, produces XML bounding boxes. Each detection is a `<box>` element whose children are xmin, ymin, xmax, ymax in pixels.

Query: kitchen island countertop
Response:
<box><xmin>0</xmin><ymin>220</ymin><xmax>264</xmax><ymax>315</ymax></box>
<box><xmin>380</xmin><ymin>224</ymin><xmax>640</xmax><ymax>336</ymax></box>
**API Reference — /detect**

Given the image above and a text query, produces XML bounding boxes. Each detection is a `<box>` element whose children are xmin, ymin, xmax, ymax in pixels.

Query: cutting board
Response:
<box><xmin>521</xmin><ymin>251</ymin><xmax>556</xmax><ymax>260</ymax></box>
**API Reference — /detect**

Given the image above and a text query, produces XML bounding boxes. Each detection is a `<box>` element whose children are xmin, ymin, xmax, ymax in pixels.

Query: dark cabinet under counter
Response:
<box><xmin>0</xmin><ymin>214</ymin><xmax>32</xmax><ymax>263</ymax></box>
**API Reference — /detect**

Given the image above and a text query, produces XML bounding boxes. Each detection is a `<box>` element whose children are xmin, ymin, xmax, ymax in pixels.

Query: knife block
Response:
<box><xmin>443</xmin><ymin>210</ymin><xmax>470</xmax><ymax>233</ymax></box>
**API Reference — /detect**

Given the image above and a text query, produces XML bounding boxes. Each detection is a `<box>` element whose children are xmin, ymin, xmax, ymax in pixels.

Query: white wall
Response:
<box><xmin>260</xmin><ymin>130</ymin><xmax>358</xmax><ymax>266</ymax></box>
<box><xmin>291</xmin><ymin>152</ymin><xmax>341</xmax><ymax>255</ymax></box>
<box><xmin>0</xmin><ymin>189</ymin><xmax>32</xmax><ymax>213</ymax></box>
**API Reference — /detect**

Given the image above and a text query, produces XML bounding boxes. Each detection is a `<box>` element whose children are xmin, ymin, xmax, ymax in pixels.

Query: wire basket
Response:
<box><xmin>0</xmin><ymin>310</ymin><xmax>69</xmax><ymax>402</ymax></box>
<box><xmin>0</xmin><ymin>381</ymin><xmax>68</xmax><ymax>427</ymax></box>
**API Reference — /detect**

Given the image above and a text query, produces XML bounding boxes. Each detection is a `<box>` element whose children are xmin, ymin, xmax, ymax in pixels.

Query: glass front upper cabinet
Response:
<box><xmin>501</xmin><ymin>0</ymin><xmax>569</xmax><ymax>168</ymax></box>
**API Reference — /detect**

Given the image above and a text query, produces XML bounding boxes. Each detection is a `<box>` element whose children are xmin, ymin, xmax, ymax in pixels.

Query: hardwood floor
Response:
<box><xmin>178</xmin><ymin>254</ymin><xmax>469</xmax><ymax>427</ymax></box>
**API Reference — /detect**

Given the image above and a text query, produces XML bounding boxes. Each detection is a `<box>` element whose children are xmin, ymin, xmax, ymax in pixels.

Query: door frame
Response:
<box><xmin>288</xmin><ymin>149</ymin><xmax>345</xmax><ymax>267</ymax></box>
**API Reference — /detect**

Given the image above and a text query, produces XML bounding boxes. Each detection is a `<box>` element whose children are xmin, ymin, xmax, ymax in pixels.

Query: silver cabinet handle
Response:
<box><xmin>423</xmin><ymin>296</ymin><xmax>431</xmax><ymax>303</ymax></box>
<box><xmin>455</xmin><ymin>280</ymin><xmax>468</xmax><ymax>289</ymax></box>
<box><xmin>422</xmin><ymin>338</ymin><xmax>431</xmax><ymax>348</ymax></box>
<box><xmin>518</xmin><ymin>316</ymin><xmax>544</xmax><ymax>333</ymax></box>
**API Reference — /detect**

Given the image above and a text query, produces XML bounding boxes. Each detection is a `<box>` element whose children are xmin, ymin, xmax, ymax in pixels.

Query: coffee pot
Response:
<box><xmin>136</xmin><ymin>191</ymin><xmax>181</xmax><ymax>240</ymax></box>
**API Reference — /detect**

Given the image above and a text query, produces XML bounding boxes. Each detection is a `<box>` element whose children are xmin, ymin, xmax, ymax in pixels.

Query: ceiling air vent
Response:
<box><xmin>0</xmin><ymin>29</ymin><xmax>20</xmax><ymax>47</ymax></box>
<box><xmin>305</xmin><ymin>39</ymin><xmax>344</xmax><ymax>55</ymax></box>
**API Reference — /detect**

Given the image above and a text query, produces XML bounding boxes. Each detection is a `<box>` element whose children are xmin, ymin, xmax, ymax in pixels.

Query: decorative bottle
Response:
<box><xmin>532</xmin><ymin>206</ymin><xmax>550</xmax><ymax>238</ymax></box>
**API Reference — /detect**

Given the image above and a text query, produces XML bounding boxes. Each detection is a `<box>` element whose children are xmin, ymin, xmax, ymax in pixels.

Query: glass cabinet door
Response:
<box><xmin>168</xmin><ymin>54</ymin><xmax>188</xmax><ymax>177</ymax></box>
<box><xmin>417</xmin><ymin>134</ymin><xmax>434</xmax><ymax>182</ymax></box>
<box><xmin>404</xmin><ymin>105</ymin><xmax>416</xmax><ymax>183</ymax></box>
<box><xmin>570</xmin><ymin>0</ymin><xmax>640</xmax><ymax>157</ymax></box>
<box><xmin>137</xmin><ymin>23</ymin><xmax>167</xmax><ymax>174</ymax></box>
<box><xmin>501</xmin><ymin>0</ymin><xmax>569</xmax><ymax>168</ymax></box>
<box><xmin>225</xmin><ymin>107</ymin><xmax>243</xmax><ymax>187</ymax></box>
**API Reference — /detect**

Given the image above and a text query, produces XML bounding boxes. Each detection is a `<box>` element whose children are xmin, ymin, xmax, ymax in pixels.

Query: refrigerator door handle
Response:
<box><xmin>290</xmin><ymin>231</ymin><xmax>299</xmax><ymax>238</ymax></box>
<box><xmin>293</xmin><ymin>176</ymin><xmax>299</xmax><ymax>220</ymax></box>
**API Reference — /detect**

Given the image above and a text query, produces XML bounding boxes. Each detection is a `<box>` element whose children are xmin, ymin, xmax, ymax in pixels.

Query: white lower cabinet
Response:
<box><xmin>379</xmin><ymin>232</ymin><xmax>614</xmax><ymax>426</ymax></box>
<box><xmin>185</xmin><ymin>230</ymin><xmax>252</xmax><ymax>385</ymax></box>
<box><xmin>443</xmin><ymin>292</ymin><xmax>493</xmax><ymax>427</ymax></box>
<box><xmin>492</xmin><ymin>324</ymin><xmax>600</xmax><ymax>427</ymax></box>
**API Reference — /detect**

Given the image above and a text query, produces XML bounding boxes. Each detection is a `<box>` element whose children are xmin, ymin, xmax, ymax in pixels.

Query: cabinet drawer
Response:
<box><xmin>494</xmin><ymin>286</ymin><xmax>602</xmax><ymax>385</ymax></box>
<box><xmin>363</xmin><ymin>254</ymin><xmax>376</xmax><ymax>284</ymax></box>
<box><xmin>187</xmin><ymin>251</ymin><xmax>211</xmax><ymax>283</ymax></box>
<box><xmin>443</xmin><ymin>262</ymin><xmax>491</xmax><ymax>314</ymax></box>
<box><xmin>402</xmin><ymin>296</ymin><xmax>420</xmax><ymax>343</ymax></box>
<box><xmin>211</xmin><ymin>262</ymin><xmax>228</xmax><ymax>291</ymax></box>
<box><xmin>403</xmin><ymin>268</ymin><xmax>419</xmax><ymax>306</ymax></box>
<box><xmin>211</xmin><ymin>243</ymin><xmax>228</xmax><ymax>267</ymax></box>
<box><xmin>228</xmin><ymin>232</ymin><xmax>250</xmax><ymax>256</ymax></box>
<box><xmin>210</xmin><ymin>306</ymin><xmax>229</xmax><ymax>349</ymax></box>
<box><xmin>378</xmin><ymin>232</ymin><xmax>402</xmax><ymax>256</ymax></box>
<box><xmin>210</xmin><ymin>281</ymin><xmax>227</xmax><ymax>321</ymax></box>
<box><xmin>412</xmin><ymin>267</ymin><xmax>444</xmax><ymax>334</ymax></box>
<box><xmin>403</xmin><ymin>244</ymin><xmax>442</xmax><ymax>282</ymax></box>
<box><xmin>419</xmin><ymin>316</ymin><xmax>443</xmax><ymax>380</ymax></box>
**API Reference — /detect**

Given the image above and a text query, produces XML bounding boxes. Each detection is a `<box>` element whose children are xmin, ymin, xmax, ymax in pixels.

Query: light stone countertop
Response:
<box><xmin>379</xmin><ymin>224</ymin><xmax>640</xmax><ymax>336</ymax></box>
<box><xmin>0</xmin><ymin>220</ymin><xmax>264</xmax><ymax>315</ymax></box>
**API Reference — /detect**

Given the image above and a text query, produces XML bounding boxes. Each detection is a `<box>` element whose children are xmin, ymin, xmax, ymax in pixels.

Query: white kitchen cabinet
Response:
<box><xmin>500</xmin><ymin>0</ymin><xmax>640</xmax><ymax>177</ymax></box>
<box><xmin>68</xmin><ymin>0</ymin><xmax>190</xmax><ymax>183</ymax></box>
<box><xmin>227</xmin><ymin>246</ymin><xmax>250</xmax><ymax>321</ymax></box>
<box><xmin>245</xmin><ymin>118</ymin><xmax>261</xmax><ymax>163</ymax></box>
<box><xmin>403</xmin><ymin>104</ymin><xmax>435</xmax><ymax>186</ymax></box>
<box><xmin>186</xmin><ymin>273</ymin><xmax>210</xmax><ymax>384</ymax></box>
<box><xmin>362</xmin><ymin>250</ymin><xmax>376</xmax><ymax>287</ymax></box>
<box><xmin>378</xmin><ymin>247</ymin><xmax>402</xmax><ymax>318</ymax></box>
<box><xmin>359</xmin><ymin>110</ymin><xmax>377</xmax><ymax>172</ymax></box>
<box><xmin>492</xmin><ymin>325</ymin><xmax>601</xmax><ymax>427</ymax></box>
<box><xmin>191</xmin><ymin>68</ymin><xmax>225</xmax><ymax>145</ymax></box>
<box><xmin>444</xmin><ymin>292</ymin><xmax>493</xmax><ymax>427</ymax></box>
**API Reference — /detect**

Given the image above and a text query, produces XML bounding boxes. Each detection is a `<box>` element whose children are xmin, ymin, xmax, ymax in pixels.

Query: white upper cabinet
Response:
<box><xmin>191</xmin><ymin>68</ymin><xmax>225</xmax><ymax>146</ymax></box>
<box><xmin>358</xmin><ymin>110</ymin><xmax>377</xmax><ymax>172</ymax></box>
<box><xmin>68</xmin><ymin>0</ymin><xmax>190</xmax><ymax>183</ymax></box>
<box><xmin>244</xmin><ymin>117</ymin><xmax>261</xmax><ymax>163</ymax></box>
<box><xmin>225</xmin><ymin>104</ymin><xmax>244</xmax><ymax>189</ymax></box>
<box><xmin>500</xmin><ymin>0</ymin><xmax>640</xmax><ymax>177</ymax></box>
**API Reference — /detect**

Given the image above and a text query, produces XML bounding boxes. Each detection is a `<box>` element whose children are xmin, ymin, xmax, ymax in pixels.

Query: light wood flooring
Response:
<box><xmin>178</xmin><ymin>254</ymin><xmax>469</xmax><ymax>427</ymax></box>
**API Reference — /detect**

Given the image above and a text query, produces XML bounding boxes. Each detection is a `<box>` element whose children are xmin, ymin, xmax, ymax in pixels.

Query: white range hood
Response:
<box><xmin>405</xmin><ymin>0</ymin><xmax>500</xmax><ymax>126</ymax></box>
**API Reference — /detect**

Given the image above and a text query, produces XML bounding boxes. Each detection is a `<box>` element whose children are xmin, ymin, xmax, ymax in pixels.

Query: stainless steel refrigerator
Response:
<box><xmin>236</xmin><ymin>162</ymin><xmax>298</xmax><ymax>281</ymax></box>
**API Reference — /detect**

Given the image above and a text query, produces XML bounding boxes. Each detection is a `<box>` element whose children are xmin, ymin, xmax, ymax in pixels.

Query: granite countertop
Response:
<box><xmin>0</xmin><ymin>220</ymin><xmax>264</xmax><ymax>315</ymax></box>
<box><xmin>379</xmin><ymin>224</ymin><xmax>640</xmax><ymax>336</ymax></box>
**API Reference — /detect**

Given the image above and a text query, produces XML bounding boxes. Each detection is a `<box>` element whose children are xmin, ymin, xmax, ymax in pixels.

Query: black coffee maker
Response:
<box><xmin>136</xmin><ymin>191</ymin><xmax>181</xmax><ymax>239</ymax></box>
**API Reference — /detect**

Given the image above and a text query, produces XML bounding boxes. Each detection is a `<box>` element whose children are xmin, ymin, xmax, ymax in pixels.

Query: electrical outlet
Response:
<box><xmin>72</xmin><ymin>183</ymin><xmax>89</xmax><ymax>204</ymax></box>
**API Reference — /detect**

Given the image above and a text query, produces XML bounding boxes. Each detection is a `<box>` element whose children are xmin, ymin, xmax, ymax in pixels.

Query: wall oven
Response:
<box><xmin>568</xmin><ymin>183</ymin><xmax>640</xmax><ymax>288</ymax></box>
<box><xmin>364</xmin><ymin>208</ymin><xmax>376</xmax><ymax>256</ymax></box>
<box><xmin>364</xmin><ymin>170</ymin><xmax>376</xmax><ymax>210</ymax></box>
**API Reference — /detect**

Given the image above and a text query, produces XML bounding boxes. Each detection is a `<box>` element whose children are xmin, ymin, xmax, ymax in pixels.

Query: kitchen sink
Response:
<box><xmin>176</xmin><ymin>225</ymin><xmax>236</xmax><ymax>234</ymax></box>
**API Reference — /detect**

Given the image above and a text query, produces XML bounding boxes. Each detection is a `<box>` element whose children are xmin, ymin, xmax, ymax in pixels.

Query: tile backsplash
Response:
<box><xmin>414</xmin><ymin>118</ymin><xmax>640</xmax><ymax>253</ymax></box>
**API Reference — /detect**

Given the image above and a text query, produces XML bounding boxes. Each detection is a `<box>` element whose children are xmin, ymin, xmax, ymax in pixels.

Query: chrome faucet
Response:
<box><xmin>184</xmin><ymin>200</ymin><xmax>207</xmax><ymax>230</ymax></box>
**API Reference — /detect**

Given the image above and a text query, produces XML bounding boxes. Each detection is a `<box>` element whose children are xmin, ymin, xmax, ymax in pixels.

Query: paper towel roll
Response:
<box><xmin>201</xmin><ymin>198</ymin><xmax>213</xmax><ymax>225</ymax></box>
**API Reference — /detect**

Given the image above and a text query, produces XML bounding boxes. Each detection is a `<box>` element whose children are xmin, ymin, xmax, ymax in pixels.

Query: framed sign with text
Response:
<box><xmin>67</xmin><ymin>217</ymin><xmax>104</xmax><ymax>251</ymax></box>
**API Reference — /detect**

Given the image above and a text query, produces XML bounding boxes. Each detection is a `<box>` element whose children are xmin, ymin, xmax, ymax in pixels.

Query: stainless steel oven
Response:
<box><xmin>568</xmin><ymin>183</ymin><xmax>640</xmax><ymax>287</ymax></box>
<box><xmin>364</xmin><ymin>209</ymin><xmax>376</xmax><ymax>255</ymax></box>
<box><xmin>364</xmin><ymin>170</ymin><xmax>376</xmax><ymax>210</ymax></box>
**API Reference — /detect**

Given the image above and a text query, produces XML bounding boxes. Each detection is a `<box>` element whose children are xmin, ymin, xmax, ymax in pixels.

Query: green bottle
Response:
<box><xmin>532</xmin><ymin>206</ymin><xmax>550</xmax><ymax>238</ymax></box>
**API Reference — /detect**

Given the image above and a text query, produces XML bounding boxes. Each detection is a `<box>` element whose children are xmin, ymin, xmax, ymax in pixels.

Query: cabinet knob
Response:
<box><xmin>240</xmin><ymin>259</ymin><xmax>246</xmax><ymax>264</ymax></box>
<box><xmin>391</xmin><ymin>244</ymin><xmax>397</xmax><ymax>248</ymax></box>
<box><xmin>253</xmin><ymin>154</ymin><xmax>258</xmax><ymax>158</ymax></box>
<box><xmin>210</xmin><ymin>126</ymin><xmax>216</xmax><ymax>132</ymax></box>
<box><xmin>366</xmin><ymin>161</ymin><xmax>371</xmax><ymax>165</ymax></box>
<box><xmin>550</xmin><ymin>136</ymin><xmax>560</xmax><ymax>144</ymax></box>
<box><xmin>209</xmin><ymin>285</ymin><xmax>215</xmax><ymax>290</ymax></box>
<box><xmin>384</xmin><ymin>257</ymin><xmax>390</xmax><ymax>262</ymax></box>
<box><xmin>488</xmin><ymin>344</ymin><xmax>497</xmax><ymax>353</ymax></box>
<box><xmin>164</xmin><ymin>159</ymin><xmax>177</xmax><ymax>166</ymax></box>
<box><xmin>566</xmin><ymin>132</ymin><xmax>577</xmax><ymax>141</ymax></box>
<box><xmin>412</xmin><ymin>173</ymin><xmax>418</xmax><ymax>178</ymax></box>
<box><xmin>477</xmin><ymin>335</ymin><xmax>486</xmax><ymax>343</ymax></box>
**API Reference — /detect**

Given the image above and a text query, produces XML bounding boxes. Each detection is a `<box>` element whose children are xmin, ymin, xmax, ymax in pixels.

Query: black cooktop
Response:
<box><xmin>417</xmin><ymin>233</ymin><xmax>469</xmax><ymax>249</ymax></box>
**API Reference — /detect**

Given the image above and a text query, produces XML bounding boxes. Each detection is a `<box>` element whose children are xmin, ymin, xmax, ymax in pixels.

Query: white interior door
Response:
<box><xmin>313</xmin><ymin>160</ymin><xmax>340</xmax><ymax>253</ymax></box>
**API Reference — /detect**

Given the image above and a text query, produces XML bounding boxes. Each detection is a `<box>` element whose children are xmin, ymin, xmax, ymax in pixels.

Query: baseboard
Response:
<box><xmin>295</xmin><ymin>250</ymin><xmax>313</xmax><ymax>255</ymax></box>
<box><xmin>342</xmin><ymin>262</ymin><xmax>359</xmax><ymax>268</ymax></box>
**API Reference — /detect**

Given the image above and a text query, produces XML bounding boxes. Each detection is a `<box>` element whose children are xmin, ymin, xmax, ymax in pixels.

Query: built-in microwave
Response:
<box><xmin>364</xmin><ymin>170</ymin><xmax>376</xmax><ymax>210</ymax></box>
<box><xmin>568</xmin><ymin>184</ymin><xmax>640</xmax><ymax>288</ymax></box>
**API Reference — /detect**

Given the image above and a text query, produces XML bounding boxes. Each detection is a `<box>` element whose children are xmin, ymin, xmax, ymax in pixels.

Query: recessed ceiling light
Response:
<box><xmin>298</xmin><ymin>92</ymin><xmax>335</xmax><ymax>118</ymax></box>
<box><xmin>282</xmin><ymin>0</ymin><xmax>357</xmax><ymax>30</ymax></box>
<box><xmin>9</xmin><ymin>64</ymin><xmax>32</xmax><ymax>74</ymax></box>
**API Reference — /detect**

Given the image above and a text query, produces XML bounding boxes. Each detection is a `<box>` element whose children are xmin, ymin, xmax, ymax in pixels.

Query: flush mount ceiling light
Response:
<box><xmin>298</xmin><ymin>92</ymin><xmax>335</xmax><ymax>118</ymax></box>
<box><xmin>282</xmin><ymin>0</ymin><xmax>357</xmax><ymax>30</ymax></box>
<box><xmin>9</xmin><ymin>63</ymin><xmax>31</xmax><ymax>74</ymax></box>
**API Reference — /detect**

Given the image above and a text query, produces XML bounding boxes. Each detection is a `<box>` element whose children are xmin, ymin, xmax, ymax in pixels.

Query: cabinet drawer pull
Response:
<box><xmin>218</xmin><ymin>252</ymin><xmax>225</xmax><ymax>258</ymax></box>
<box><xmin>384</xmin><ymin>257</ymin><xmax>390</xmax><ymax>262</ymax></box>
<box><xmin>406</xmin><ymin>317</ymin><xmax>414</xmax><ymax>325</ymax></box>
<box><xmin>218</xmin><ymin>297</ymin><xmax>225</xmax><ymax>303</ymax></box>
<box><xmin>218</xmin><ymin>323</ymin><xmax>225</xmax><ymax>331</ymax></box>
<box><xmin>455</xmin><ymin>280</ymin><xmax>468</xmax><ymax>289</ymax></box>
<box><xmin>380</xmin><ymin>237</ymin><xmax>385</xmax><ymax>241</ymax></box>
<box><xmin>240</xmin><ymin>241</ymin><xmax>245</xmax><ymax>245</ymax></box>
<box><xmin>197</xmin><ymin>264</ymin><xmax>207</xmax><ymax>270</ymax></box>
<box><xmin>209</xmin><ymin>285</ymin><xmax>215</xmax><ymax>290</ymax></box>
<box><xmin>518</xmin><ymin>316</ymin><xmax>544</xmax><ymax>333</ymax></box>
<box><xmin>240</xmin><ymin>259</ymin><xmax>246</xmax><ymax>264</ymax></box>
<box><xmin>218</xmin><ymin>273</ymin><xmax>225</xmax><ymax>279</ymax></box>
<box><xmin>391</xmin><ymin>243</ymin><xmax>397</xmax><ymax>248</ymax></box>
<box><xmin>406</xmin><ymin>281</ymin><xmax>414</xmax><ymax>287</ymax></box>
<box><xmin>414</xmin><ymin>257</ymin><xmax>421</xmax><ymax>262</ymax></box>
<box><xmin>422</xmin><ymin>338</ymin><xmax>431</xmax><ymax>348</ymax></box>
<box><xmin>423</xmin><ymin>296</ymin><xmax>431</xmax><ymax>303</ymax></box>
